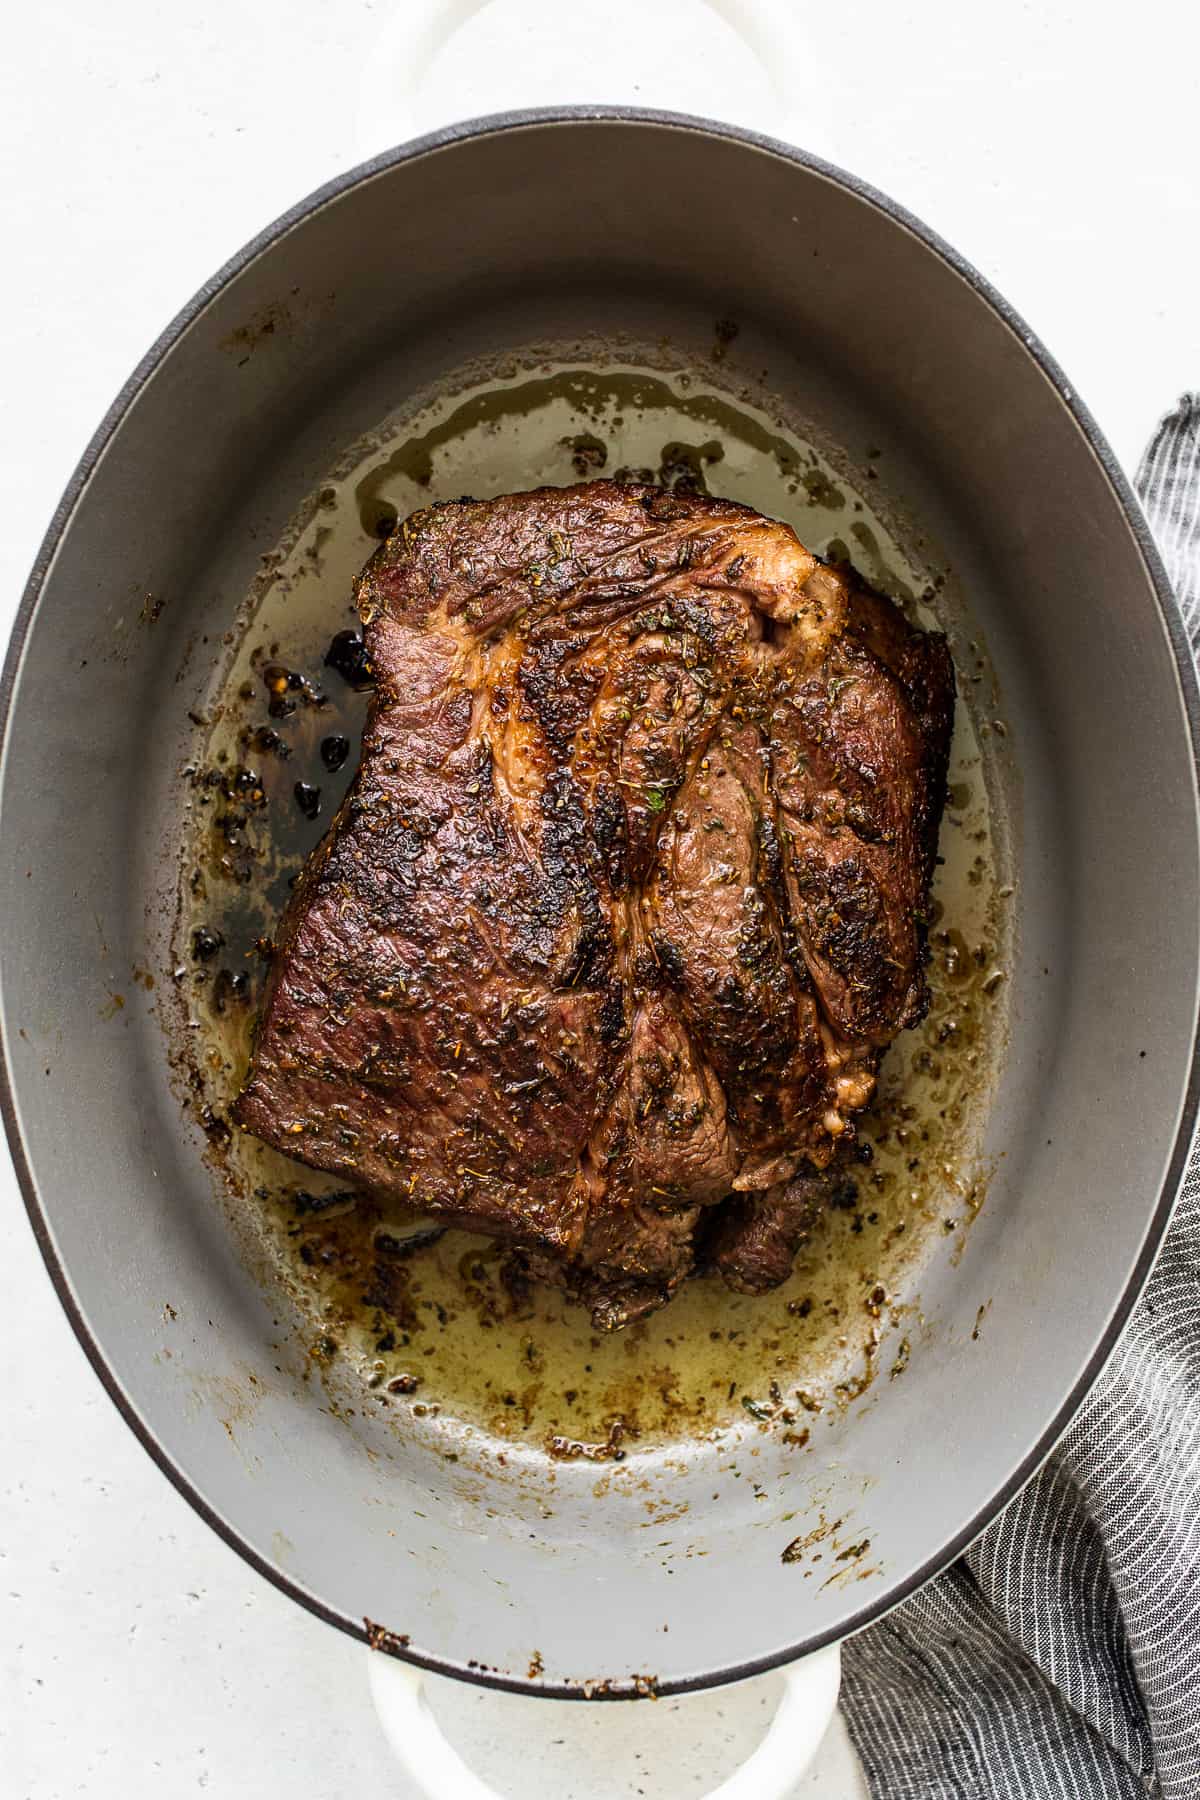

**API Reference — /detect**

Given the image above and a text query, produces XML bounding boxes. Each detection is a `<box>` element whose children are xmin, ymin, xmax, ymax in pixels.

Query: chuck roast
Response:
<box><xmin>234</xmin><ymin>482</ymin><xmax>954</xmax><ymax>1327</ymax></box>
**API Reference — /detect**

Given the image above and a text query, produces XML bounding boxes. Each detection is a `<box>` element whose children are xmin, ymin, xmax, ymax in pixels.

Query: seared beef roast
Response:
<box><xmin>234</xmin><ymin>482</ymin><xmax>954</xmax><ymax>1327</ymax></box>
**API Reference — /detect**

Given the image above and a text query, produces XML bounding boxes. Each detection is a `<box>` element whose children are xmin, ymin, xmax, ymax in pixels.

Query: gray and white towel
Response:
<box><xmin>840</xmin><ymin>396</ymin><xmax>1200</xmax><ymax>1800</ymax></box>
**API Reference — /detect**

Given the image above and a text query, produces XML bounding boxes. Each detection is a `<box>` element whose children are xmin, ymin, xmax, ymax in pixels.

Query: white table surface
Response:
<box><xmin>3</xmin><ymin>3</ymin><xmax>1198</xmax><ymax>1794</ymax></box>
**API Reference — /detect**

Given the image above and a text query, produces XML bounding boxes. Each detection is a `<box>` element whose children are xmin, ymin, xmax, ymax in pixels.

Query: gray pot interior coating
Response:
<box><xmin>2</xmin><ymin>114</ymin><xmax>1198</xmax><ymax>1695</ymax></box>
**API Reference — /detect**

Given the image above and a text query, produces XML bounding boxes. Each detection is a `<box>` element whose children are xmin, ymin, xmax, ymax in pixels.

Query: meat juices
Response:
<box><xmin>234</xmin><ymin>483</ymin><xmax>954</xmax><ymax>1328</ymax></box>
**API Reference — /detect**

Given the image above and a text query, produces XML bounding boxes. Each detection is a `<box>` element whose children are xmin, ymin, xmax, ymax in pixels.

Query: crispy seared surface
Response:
<box><xmin>234</xmin><ymin>483</ymin><xmax>954</xmax><ymax>1326</ymax></box>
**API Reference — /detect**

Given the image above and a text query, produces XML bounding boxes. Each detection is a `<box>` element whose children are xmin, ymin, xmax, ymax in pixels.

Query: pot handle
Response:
<box><xmin>355</xmin><ymin>0</ymin><xmax>833</xmax><ymax>160</ymax></box>
<box><xmin>366</xmin><ymin>1642</ymin><xmax>842</xmax><ymax>1799</ymax></box>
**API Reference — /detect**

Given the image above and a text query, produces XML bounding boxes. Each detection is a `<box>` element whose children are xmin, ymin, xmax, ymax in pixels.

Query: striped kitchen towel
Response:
<box><xmin>840</xmin><ymin>395</ymin><xmax>1200</xmax><ymax>1800</ymax></box>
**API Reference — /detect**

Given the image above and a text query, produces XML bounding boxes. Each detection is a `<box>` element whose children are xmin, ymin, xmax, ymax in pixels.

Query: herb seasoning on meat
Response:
<box><xmin>233</xmin><ymin>482</ymin><xmax>954</xmax><ymax>1330</ymax></box>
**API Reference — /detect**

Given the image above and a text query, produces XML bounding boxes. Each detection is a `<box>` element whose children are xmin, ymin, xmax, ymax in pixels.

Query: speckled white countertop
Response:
<box><xmin>3</xmin><ymin>2</ymin><xmax>1198</xmax><ymax>1794</ymax></box>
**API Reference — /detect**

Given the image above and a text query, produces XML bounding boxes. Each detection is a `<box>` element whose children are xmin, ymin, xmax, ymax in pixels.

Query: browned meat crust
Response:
<box><xmin>233</xmin><ymin>482</ymin><xmax>954</xmax><ymax>1326</ymax></box>
<box><xmin>702</xmin><ymin>1169</ymin><xmax>842</xmax><ymax>1295</ymax></box>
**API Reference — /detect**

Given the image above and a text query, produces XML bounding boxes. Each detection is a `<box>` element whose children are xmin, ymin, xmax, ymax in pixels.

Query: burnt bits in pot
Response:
<box><xmin>293</xmin><ymin>782</ymin><xmax>322</xmax><ymax>820</ymax></box>
<box><xmin>324</xmin><ymin>629</ymin><xmax>374</xmax><ymax>690</ymax></box>
<box><xmin>320</xmin><ymin>734</ymin><xmax>351</xmax><ymax>773</ymax></box>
